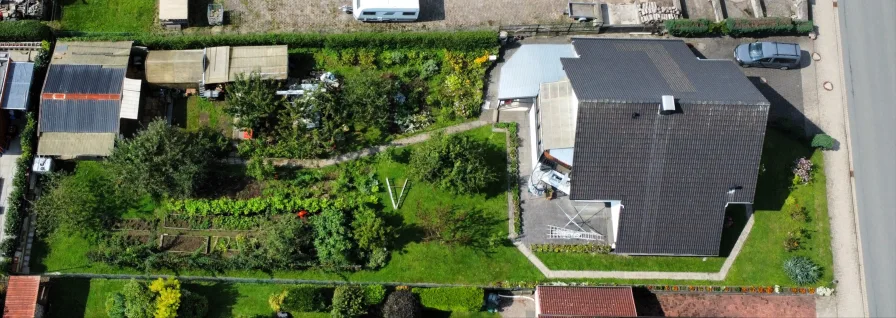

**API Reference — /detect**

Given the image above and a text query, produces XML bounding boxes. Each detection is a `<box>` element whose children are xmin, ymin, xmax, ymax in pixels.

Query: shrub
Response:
<box><xmin>281</xmin><ymin>285</ymin><xmax>329</xmax><ymax>312</ymax></box>
<box><xmin>148</xmin><ymin>277</ymin><xmax>181</xmax><ymax>318</ymax></box>
<box><xmin>332</xmin><ymin>285</ymin><xmax>368</xmax><ymax>318</ymax></box>
<box><xmin>792</xmin><ymin>157</ymin><xmax>813</xmax><ymax>185</ymax></box>
<box><xmin>105</xmin><ymin>293</ymin><xmax>127</xmax><ymax>318</ymax></box>
<box><xmin>383</xmin><ymin>290</ymin><xmax>422</xmax><ymax>318</ymax></box>
<box><xmin>794</xmin><ymin>20</ymin><xmax>814</xmax><ymax>34</ymax></box>
<box><xmin>784</xmin><ymin>231</ymin><xmax>802</xmax><ymax>252</ymax></box>
<box><xmin>784</xmin><ymin>256</ymin><xmax>822</xmax><ymax>285</ymax></box>
<box><xmin>664</xmin><ymin>19</ymin><xmax>715</xmax><ymax>37</ymax></box>
<box><xmin>414</xmin><ymin>287</ymin><xmax>484</xmax><ymax>312</ymax></box>
<box><xmin>725</xmin><ymin>17</ymin><xmax>795</xmax><ymax>37</ymax></box>
<box><xmin>364</xmin><ymin>285</ymin><xmax>387</xmax><ymax>306</ymax></box>
<box><xmin>789</xmin><ymin>205</ymin><xmax>809</xmax><ymax>222</ymax></box>
<box><xmin>0</xmin><ymin>21</ymin><xmax>52</xmax><ymax>41</ymax></box>
<box><xmin>811</xmin><ymin>134</ymin><xmax>835</xmax><ymax>150</ymax></box>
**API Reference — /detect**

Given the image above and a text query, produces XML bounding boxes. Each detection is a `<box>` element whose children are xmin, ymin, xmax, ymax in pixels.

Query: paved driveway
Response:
<box><xmin>684</xmin><ymin>37</ymin><xmax>814</xmax><ymax>131</ymax></box>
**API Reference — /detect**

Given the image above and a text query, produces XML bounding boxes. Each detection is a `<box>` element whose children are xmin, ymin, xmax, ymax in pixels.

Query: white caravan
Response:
<box><xmin>353</xmin><ymin>0</ymin><xmax>420</xmax><ymax>22</ymax></box>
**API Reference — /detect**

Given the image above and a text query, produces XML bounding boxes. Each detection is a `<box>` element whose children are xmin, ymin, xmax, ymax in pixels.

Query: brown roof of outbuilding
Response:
<box><xmin>537</xmin><ymin>286</ymin><xmax>637</xmax><ymax>317</ymax></box>
<box><xmin>3</xmin><ymin>276</ymin><xmax>41</xmax><ymax>318</ymax></box>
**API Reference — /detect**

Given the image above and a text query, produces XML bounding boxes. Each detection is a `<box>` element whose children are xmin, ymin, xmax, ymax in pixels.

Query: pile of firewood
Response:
<box><xmin>638</xmin><ymin>2</ymin><xmax>681</xmax><ymax>25</ymax></box>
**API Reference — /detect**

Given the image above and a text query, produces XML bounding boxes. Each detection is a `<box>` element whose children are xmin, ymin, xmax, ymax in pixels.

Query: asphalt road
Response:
<box><xmin>839</xmin><ymin>1</ymin><xmax>896</xmax><ymax>316</ymax></box>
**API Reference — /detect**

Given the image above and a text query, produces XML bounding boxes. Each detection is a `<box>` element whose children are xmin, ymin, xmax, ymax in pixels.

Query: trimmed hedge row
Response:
<box><xmin>665</xmin><ymin>18</ymin><xmax>814</xmax><ymax>37</ymax></box>
<box><xmin>414</xmin><ymin>287</ymin><xmax>484</xmax><ymax>312</ymax></box>
<box><xmin>59</xmin><ymin>30</ymin><xmax>499</xmax><ymax>51</ymax></box>
<box><xmin>2</xmin><ymin>113</ymin><xmax>37</xmax><ymax>260</ymax></box>
<box><xmin>0</xmin><ymin>21</ymin><xmax>52</xmax><ymax>41</ymax></box>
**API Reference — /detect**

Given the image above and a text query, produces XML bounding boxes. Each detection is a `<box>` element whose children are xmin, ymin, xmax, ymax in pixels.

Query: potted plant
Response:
<box><xmin>544</xmin><ymin>187</ymin><xmax>555</xmax><ymax>200</ymax></box>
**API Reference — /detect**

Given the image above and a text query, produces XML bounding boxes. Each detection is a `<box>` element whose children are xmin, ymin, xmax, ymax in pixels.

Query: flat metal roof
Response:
<box><xmin>498</xmin><ymin>44</ymin><xmax>577</xmax><ymax>100</ymax></box>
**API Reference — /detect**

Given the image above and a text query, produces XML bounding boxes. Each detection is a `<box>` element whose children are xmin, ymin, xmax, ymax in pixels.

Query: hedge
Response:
<box><xmin>282</xmin><ymin>285</ymin><xmax>330</xmax><ymax>313</ymax></box>
<box><xmin>2</xmin><ymin>113</ymin><xmax>37</xmax><ymax>259</ymax></box>
<box><xmin>725</xmin><ymin>17</ymin><xmax>796</xmax><ymax>37</ymax></box>
<box><xmin>59</xmin><ymin>30</ymin><xmax>499</xmax><ymax>51</ymax></box>
<box><xmin>413</xmin><ymin>287</ymin><xmax>484</xmax><ymax>312</ymax></box>
<box><xmin>664</xmin><ymin>18</ymin><xmax>814</xmax><ymax>38</ymax></box>
<box><xmin>664</xmin><ymin>19</ymin><xmax>714</xmax><ymax>37</ymax></box>
<box><xmin>0</xmin><ymin>21</ymin><xmax>52</xmax><ymax>41</ymax></box>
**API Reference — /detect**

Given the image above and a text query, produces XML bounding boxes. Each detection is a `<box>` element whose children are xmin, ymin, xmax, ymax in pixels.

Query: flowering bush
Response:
<box><xmin>793</xmin><ymin>157</ymin><xmax>814</xmax><ymax>185</ymax></box>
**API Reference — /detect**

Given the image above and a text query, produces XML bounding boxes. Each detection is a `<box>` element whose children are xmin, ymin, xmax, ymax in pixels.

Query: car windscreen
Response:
<box><xmin>748</xmin><ymin>43</ymin><xmax>763</xmax><ymax>60</ymax></box>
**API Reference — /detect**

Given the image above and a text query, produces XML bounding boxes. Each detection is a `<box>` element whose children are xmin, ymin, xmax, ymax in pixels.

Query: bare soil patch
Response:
<box><xmin>655</xmin><ymin>294</ymin><xmax>816</xmax><ymax>317</ymax></box>
<box><xmin>160</xmin><ymin>235</ymin><xmax>210</xmax><ymax>253</ymax></box>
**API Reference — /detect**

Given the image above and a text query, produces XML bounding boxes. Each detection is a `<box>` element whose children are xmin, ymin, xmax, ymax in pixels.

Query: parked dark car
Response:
<box><xmin>734</xmin><ymin>42</ymin><xmax>801</xmax><ymax>70</ymax></box>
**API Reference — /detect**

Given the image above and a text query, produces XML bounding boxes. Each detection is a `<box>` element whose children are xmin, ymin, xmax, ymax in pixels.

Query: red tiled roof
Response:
<box><xmin>3</xmin><ymin>276</ymin><xmax>41</xmax><ymax>318</ymax></box>
<box><xmin>537</xmin><ymin>286</ymin><xmax>638</xmax><ymax>317</ymax></box>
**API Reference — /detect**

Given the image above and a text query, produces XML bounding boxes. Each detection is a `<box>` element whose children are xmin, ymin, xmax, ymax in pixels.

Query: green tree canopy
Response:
<box><xmin>409</xmin><ymin>132</ymin><xmax>498</xmax><ymax>194</ymax></box>
<box><xmin>107</xmin><ymin>120</ymin><xmax>229</xmax><ymax>199</ymax></box>
<box><xmin>226</xmin><ymin>72</ymin><xmax>283</xmax><ymax>132</ymax></box>
<box><xmin>33</xmin><ymin>162</ymin><xmax>128</xmax><ymax>237</ymax></box>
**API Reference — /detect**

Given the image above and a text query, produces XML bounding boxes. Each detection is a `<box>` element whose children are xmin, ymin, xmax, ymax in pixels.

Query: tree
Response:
<box><xmin>107</xmin><ymin>120</ymin><xmax>229</xmax><ymax>199</ymax></box>
<box><xmin>342</xmin><ymin>72</ymin><xmax>396</xmax><ymax>134</ymax></box>
<box><xmin>331</xmin><ymin>285</ymin><xmax>368</xmax><ymax>318</ymax></box>
<box><xmin>351</xmin><ymin>207</ymin><xmax>392</xmax><ymax>254</ymax></box>
<box><xmin>409</xmin><ymin>132</ymin><xmax>498</xmax><ymax>194</ymax></box>
<box><xmin>312</xmin><ymin>207</ymin><xmax>355</xmax><ymax>268</ymax></box>
<box><xmin>149</xmin><ymin>277</ymin><xmax>181</xmax><ymax>318</ymax></box>
<box><xmin>226</xmin><ymin>72</ymin><xmax>283</xmax><ymax>132</ymax></box>
<box><xmin>383</xmin><ymin>290</ymin><xmax>422</xmax><ymax>318</ymax></box>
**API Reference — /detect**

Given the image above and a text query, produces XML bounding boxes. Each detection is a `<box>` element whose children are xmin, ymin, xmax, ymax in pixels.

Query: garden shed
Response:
<box><xmin>535</xmin><ymin>286</ymin><xmax>637</xmax><ymax>317</ymax></box>
<box><xmin>204</xmin><ymin>46</ymin><xmax>288</xmax><ymax>84</ymax></box>
<box><xmin>2</xmin><ymin>276</ymin><xmax>49</xmax><ymax>318</ymax></box>
<box><xmin>145</xmin><ymin>49</ymin><xmax>205</xmax><ymax>85</ymax></box>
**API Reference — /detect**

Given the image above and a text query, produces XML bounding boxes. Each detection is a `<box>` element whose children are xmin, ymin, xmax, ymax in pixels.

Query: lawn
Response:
<box><xmin>531</xmin><ymin>128</ymin><xmax>834</xmax><ymax>287</ymax></box>
<box><xmin>57</xmin><ymin>0</ymin><xmax>155</xmax><ymax>33</ymax></box>
<box><xmin>185</xmin><ymin>96</ymin><xmax>233</xmax><ymax>135</ymax></box>
<box><xmin>31</xmin><ymin>126</ymin><xmax>544</xmax><ymax>285</ymax></box>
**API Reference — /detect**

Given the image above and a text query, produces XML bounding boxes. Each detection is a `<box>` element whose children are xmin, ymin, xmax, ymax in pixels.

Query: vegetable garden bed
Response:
<box><xmin>162</xmin><ymin>214</ymin><xmax>268</xmax><ymax>231</ymax></box>
<box><xmin>160</xmin><ymin>235</ymin><xmax>209</xmax><ymax>253</ymax></box>
<box><xmin>113</xmin><ymin>218</ymin><xmax>154</xmax><ymax>231</ymax></box>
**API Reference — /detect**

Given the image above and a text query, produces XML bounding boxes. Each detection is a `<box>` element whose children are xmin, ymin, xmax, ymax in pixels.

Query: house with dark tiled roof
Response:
<box><xmin>517</xmin><ymin>38</ymin><xmax>769</xmax><ymax>256</ymax></box>
<box><xmin>535</xmin><ymin>286</ymin><xmax>638</xmax><ymax>317</ymax></box>
<box><xmin>36</xmin><ymin>41</ymin><xmax>141</xmax><ymax>159</ymax></box>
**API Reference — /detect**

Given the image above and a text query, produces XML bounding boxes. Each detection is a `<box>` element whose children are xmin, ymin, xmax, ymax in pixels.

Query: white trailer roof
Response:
<box><xmin>159</xmin><ymin>0</ymin><xmax>188</xmax><ymax>20</ymax></box>
<box><xmin>357</xmin><ymin>0</ymin><xmax>419</xmax><ymax>9</ymax></box>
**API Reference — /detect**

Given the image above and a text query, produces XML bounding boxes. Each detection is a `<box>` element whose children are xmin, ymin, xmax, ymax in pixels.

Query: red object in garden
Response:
<box><xmin>297</xmin><ymin>210</ymin><xmax>308</xmax><ymax>218</ymax></box>
<box><xmin>242</xmin><ymin>129</ymin><xmax>253</xmax><ymax>139</ymax></box>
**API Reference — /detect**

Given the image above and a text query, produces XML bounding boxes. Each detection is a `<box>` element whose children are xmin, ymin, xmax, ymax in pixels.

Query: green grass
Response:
<box><xmin>530</xmin><ymin>129</ymin><xmax>833</xmax><ymax>287</ymax></box>
<box><xmin>57</xmin><ymin>0</ymin><xmax>155</xmax><ymax>32</ymax></box>
<box><xmin>185</xmin><ymin>96</ymin><xmax>233</xmax><ymax>134</ymax></box>
<box><xmin>32</xmin><ymin>127</ymin><xmax>543</xmax><ymax>285</ymax></box>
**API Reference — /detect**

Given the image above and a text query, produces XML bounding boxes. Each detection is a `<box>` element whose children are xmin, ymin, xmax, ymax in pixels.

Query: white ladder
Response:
<box><xmin>547</xmin><ymin>225</ymin><xmax>604</xmax><ymax>241</ymax></box>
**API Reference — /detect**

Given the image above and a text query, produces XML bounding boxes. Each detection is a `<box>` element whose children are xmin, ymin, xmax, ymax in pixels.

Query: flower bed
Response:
<box><xmin>495</xmin><ymin>123</ymin><xmax>522</xmax><ymax>235</ymax></box>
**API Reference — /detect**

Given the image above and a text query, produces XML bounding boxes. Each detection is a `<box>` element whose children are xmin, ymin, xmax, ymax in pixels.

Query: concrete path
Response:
<box><xmin>804</xmin><ymin>0</ymin><xmax>868</xmax><ymax>317</ymax></box>
<box><xmin>243</xmin><ymin>120</ymin><xmax>490</xmax><ymax>168</ymax></box>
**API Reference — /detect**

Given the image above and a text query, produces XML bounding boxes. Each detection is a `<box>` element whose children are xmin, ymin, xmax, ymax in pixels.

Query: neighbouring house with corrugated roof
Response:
<box><xmin>535</xmin><ymin>286</ymin><xmax>638</xmax><ymax>317</ymax></box>
<box><xmin>511</xmin><ymin>38</ymin><xmax>769</xmax><ymax>256</ymax></box>
<box><xmin>159</xmin><ymin>0</ymin><xmax>188</xmax><ymax>29</ymax></box>
<box><xmin>2</xmin><ymin>276</ymin><xmax>49</xmax><ymax>318</ymax></box>
<box><xmin>37</xmin><ymin>41</ymin><xmax>141</xmax><ymax>159</ymax></box>
<box><xmin>145</xmin><ymin>46</ymin><xmax>288</xmax><ymax>89</ymax></box>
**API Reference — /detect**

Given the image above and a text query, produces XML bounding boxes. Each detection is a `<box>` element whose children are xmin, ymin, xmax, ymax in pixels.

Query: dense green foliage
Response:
<box><xmin>33</xmin><ymin>162</ymin><xmax>128</xmax><ymax>238</ymax></box>
<box><xmin>279</xmin><ymin>285</ymin><xmax>330</xmax><ymax>312</ymax></box>
<box><xmin>165</xmin><ymin>195</ymin><xmax>378</xmax><ymax>216</ymax></box>
<box><xmin>225</xmin><ymin>73</ymin><xmax>283</xmax><ymax>132</ymax></box>
<box><xmin>177</xmin><ymin>290</ymin><xmax>209</xmax><ymax>318</ymax></box>
<box><xmin>811</xmin><ymin>134</ymin><xmax>835</xmax><ymax>150</ymax></box>
<box><xmin>496</xmin><ymin>122</ymin><xmax>522</xmax><ymax>235</ymax></box>
<box><xmin>726</xmin><ymin>17</ymin><xmax>798</xmax><ymax>37</ymax></box>
<box><xmin>664</xmin><ymin>19</ymin><xmax>715</xmax><ymax>37</ymax></box>
<box><xmin>61</xmin><ymin>31</ymin><xmax>499</xmax><ymax>51</ymax></box>
<box><xmin>383</xmin><ymin>290</ymin><xmax>422</xmax><ymax>318</ymax></box>
<box><xmin>107</xmin><ymin>120</ymin><xmax>230</xmax><ymax>199</ymax></box>
<box><xmin>414</xmin><ymin>287</ymin><xmax>484</xmax><ymax>312</ymax></box>
<box><xmin>784</xmin><ymin>256</ymin><xmax>822</xmax><ymax>285</ymax></box>
<box><xmin>1</xmin><ymin>113</ymin><xmax>37</xmax><ymax>260</ymax></box>
<box><xmin>363</xmin><ymin>285</ymin><xmax>387</xmax><ymax>306</ymax></box>
<box><xmin>409</xmin><ymin>132</ymin><xmax>498</xmax><ymax>194</ymax></box>
<box><xmin>332</xmin><ymin>285</ymin><xmax>368</xmax><ymax>318</ymax></box>
<box><xmin>105</xmin><ymin>278</ymin><xmax>204</xmax><ymax>318</ymax></box>
<box><xmin>665</xmin><ymin>18</ymin><xmax>814</xmax><ymax>37</ymax></box>
<box><xmin>0</xmin><ymin>21</ymin><xmax>52</xmax><ymax>40</ymax></box>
